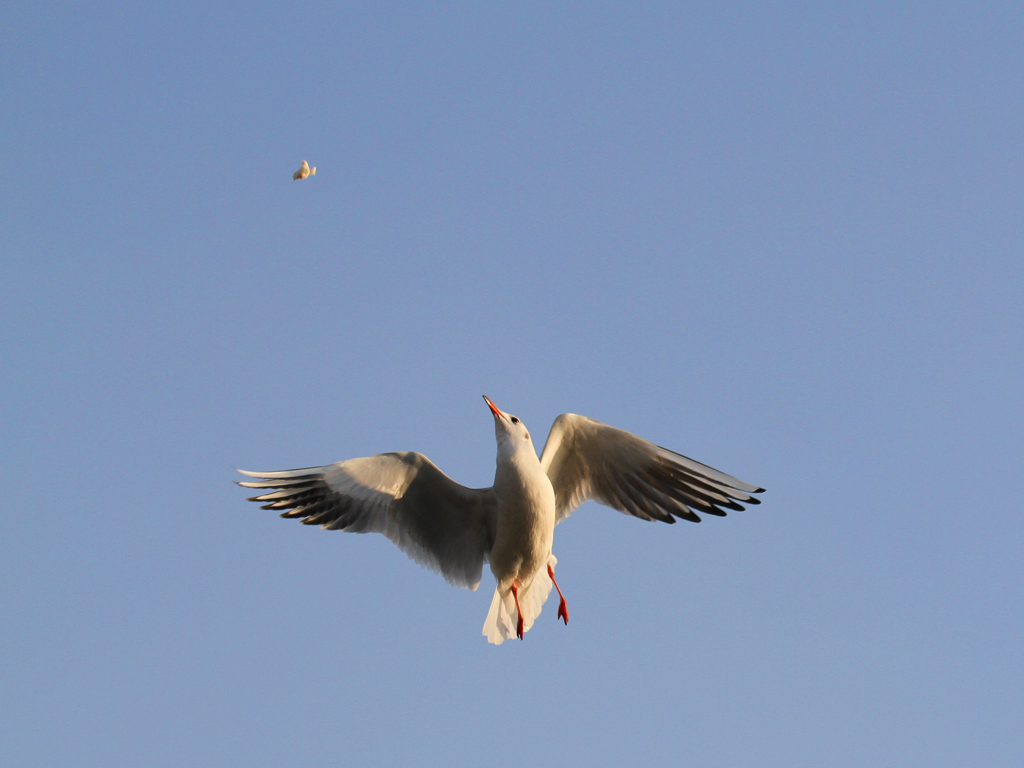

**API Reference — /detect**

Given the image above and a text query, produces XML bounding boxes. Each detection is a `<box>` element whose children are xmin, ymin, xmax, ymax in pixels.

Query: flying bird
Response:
<box><xmin>293</xmin><ymin>160</ymin><xmax>316</xmax><ymax>180</ymax></box>
<box><xmin>237</xmin><ymin>397</ymin><xmax>763</xmax><ymax>644</ymax></box>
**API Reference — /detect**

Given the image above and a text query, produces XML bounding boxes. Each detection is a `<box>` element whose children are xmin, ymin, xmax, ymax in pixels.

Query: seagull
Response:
<box><xmin>293</xmin><ymin>160</ymin><xmax>316</xmax><ymax>180</ymax></box>
<box><xmin>237</xmin><ymin>397</ymin><xmax>764</xmax><ymax>644</ymax></box>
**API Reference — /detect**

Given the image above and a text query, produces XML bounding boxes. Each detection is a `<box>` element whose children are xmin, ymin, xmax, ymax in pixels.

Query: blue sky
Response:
<box><xmin>2</xmin><ymin>3</ymin><xmax>1022</xmax><ymax>766</ymax></box>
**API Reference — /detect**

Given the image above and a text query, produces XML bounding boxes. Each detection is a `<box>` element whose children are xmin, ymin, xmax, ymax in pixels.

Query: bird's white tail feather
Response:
<box><xmin>482</xmin><ymin>555</ymin><xmax>557</xmax><ymax>645</ymax></box>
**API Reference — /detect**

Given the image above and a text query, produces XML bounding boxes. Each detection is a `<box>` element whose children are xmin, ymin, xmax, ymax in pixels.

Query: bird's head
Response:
<box><xmin>483</xmin><ymin>395</ymin><xmax>533</xmax><ymax>456</ymax></box>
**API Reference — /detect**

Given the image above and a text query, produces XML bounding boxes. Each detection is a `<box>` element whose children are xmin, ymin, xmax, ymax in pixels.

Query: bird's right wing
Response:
<box><xmin>540</xmin><ymin>413</ymin><xmax>763</xmax><ymax>525</ymax></box>
<box><xmin>237</xmin><ymin>452</ymin><xmax>497</xmax><ymax>590</ymax></box>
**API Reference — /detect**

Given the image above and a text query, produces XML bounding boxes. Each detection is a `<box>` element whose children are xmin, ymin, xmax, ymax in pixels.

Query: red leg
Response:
<box><xmin>510</xmin><ymin>582</ymin><xmax>525</xmax><ymax>640</ymax></box>
<box><xmin>548</xmin><ymin>564</ymin><xmax>568</xmax><ymax>625</ymax></box>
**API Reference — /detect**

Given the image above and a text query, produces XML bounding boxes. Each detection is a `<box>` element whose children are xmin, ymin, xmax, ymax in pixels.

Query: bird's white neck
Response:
<box><xmin>496</xmin><ymin>437</ymin><xmax>538</xmax><ymax>466</ymax></box>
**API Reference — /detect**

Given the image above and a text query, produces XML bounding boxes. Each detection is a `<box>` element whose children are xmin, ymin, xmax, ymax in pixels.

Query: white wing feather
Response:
<box><xmin>238</xmin><ymin>452</ymin><xmax>497</xmax><ymax>589</ymax></box>
<box><xmin>539</xmin><ymin>414</ymin><xmax>763</xmax><ymax>525</ymax></box>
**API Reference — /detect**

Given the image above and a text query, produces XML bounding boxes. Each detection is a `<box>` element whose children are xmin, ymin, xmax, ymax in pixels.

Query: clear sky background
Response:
<box><xmin>2</xmin><ymin>3</ymin><xmax>1022</xmax><ymax>766</ymax></box>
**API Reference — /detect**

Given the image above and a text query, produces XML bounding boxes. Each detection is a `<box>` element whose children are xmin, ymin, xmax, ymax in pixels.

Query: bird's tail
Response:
<box><xmin>310</xmin><ymin>166</ymin><xmax>316</xmax><ymax>176</ymax></box>
<box><xmin>482</xmin><ymin>555</ymin><xmax>556</xmax><ymax>645</ymax></box>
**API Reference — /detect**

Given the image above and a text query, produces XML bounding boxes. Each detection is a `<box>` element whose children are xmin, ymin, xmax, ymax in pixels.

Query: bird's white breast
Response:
<box><xmin>489</xmin><ymin>451</ymin><xmax>556</xmax><ymax>588</ymax></box>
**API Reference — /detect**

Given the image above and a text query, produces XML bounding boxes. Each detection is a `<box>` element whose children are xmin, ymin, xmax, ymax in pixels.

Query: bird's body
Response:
<box><xmin>238</xmin><ymin>397</ymin><xmax>763</xmax><ymax>644</ymax></box>
<box><xmin>293</xmin><ymin>160</ymin><xmax>316</xmax><ymax>180</ymax></box>
<box><xmin>489</xmin><ymin>419</ymin><xmax>555</xmax><ymax>589</ymax></box>
<box><xmin>483</xmin><ymin>404</ymin><xmax>560</xmax><ymax>640</ymax></box>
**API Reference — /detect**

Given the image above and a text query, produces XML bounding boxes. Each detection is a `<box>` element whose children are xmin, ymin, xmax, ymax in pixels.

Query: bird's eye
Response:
<box><xmin>510</xmin><ymin>417</ymin><xmax>519</xmax><ymax>424</ymax></box>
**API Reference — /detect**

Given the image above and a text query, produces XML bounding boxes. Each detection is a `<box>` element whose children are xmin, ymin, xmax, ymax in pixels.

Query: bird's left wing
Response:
<box><xmin>540</xmin><ymin>413</ymin><xmax>764</xmax><ymax>525</ymax></box>
<box><xmin>238</xmin><ymin>452</ymin><xmax>497</xmax><ymax>590</ymax></box>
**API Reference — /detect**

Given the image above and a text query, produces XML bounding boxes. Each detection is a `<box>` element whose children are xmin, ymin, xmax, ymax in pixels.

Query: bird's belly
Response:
<box><xmin>489</xmin><ymin>482</ymin><xmax>556</xmax><ymax>587</ymax></box>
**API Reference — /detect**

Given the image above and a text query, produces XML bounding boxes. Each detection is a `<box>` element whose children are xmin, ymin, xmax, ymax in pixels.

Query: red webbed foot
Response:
<box><xmin>511</xmin><ymin>582</ymin><xmax>525</xmax><ymax>640</ymax></box>
<box><xmin>548</xmin><ymin>564</ymin><xmax>568</xmax><ymax>625</ymax></box>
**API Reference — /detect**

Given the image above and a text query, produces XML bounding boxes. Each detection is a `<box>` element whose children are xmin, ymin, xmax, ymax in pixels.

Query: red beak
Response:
<box><xmin>483</xmin><ymin>395</ymin><xmax>504</xmax><ymax>419</ymax></box>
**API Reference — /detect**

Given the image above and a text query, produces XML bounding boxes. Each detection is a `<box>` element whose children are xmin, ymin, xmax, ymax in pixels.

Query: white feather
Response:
<box><xmin>483</xmin><ymin>555</ymin><xmax>557</xmax><ymax>644</ymax></box>
<box><xmin>292</xmin><ymin>160</ymin><xmax>315</xmax><ymax>180</ymax></box>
